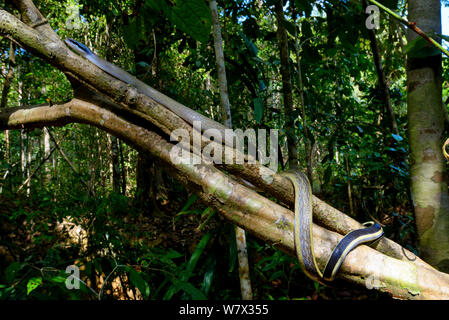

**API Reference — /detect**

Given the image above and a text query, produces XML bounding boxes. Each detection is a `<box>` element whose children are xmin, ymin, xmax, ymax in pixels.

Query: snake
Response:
<box><xmin>281</xmin><ymin>170</ymin><xmax>384</xmax><ymax>282</ymax></box>
<box><xmin>65</xmin><ymin>38</ymin><xmax>384</xmax><ymax>283</ymax></box>
<box><xmin>443</xmin><ymin>138</ymin><xmax>449</xmax><ymax>161</ymax></box>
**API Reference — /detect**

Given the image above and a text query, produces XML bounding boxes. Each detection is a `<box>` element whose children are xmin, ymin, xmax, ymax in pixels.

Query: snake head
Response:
<box><xmin>64</xmin><ymin>38</ymin><xmax>93</xmax><ymax>57</ymax></box>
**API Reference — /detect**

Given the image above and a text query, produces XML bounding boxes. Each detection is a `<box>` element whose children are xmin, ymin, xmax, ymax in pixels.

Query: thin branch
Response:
<box><xmin>368</xmin><ymin>0</ymin><xmax>449</xmax><ymax>57</ymax></box>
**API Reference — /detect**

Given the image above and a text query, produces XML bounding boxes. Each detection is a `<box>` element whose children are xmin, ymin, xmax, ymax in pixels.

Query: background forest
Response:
<box><xmin>0</xmin><ymin>0</ymin><xmax>448</xmax><ymax>300</ymax></box>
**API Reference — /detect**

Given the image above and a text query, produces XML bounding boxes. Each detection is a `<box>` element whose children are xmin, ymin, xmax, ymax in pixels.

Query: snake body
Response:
<box><xmin>65</xmin><ymin>38</ymin><xmax>384</xmax><ymax>283</ymax></box>
<box><xmin>281</xmin><ymin>170</ymin><xmax>384</xmax><ymax>282</ymax></box>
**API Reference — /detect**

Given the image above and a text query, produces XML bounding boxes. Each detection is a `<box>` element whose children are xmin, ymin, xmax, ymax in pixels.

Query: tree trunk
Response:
<box><xmin>103</xmin><ymin>25</ymin><xmax>123</xmax><ymax>196</ymax></box>
<box><xmin>209</xmin><ymin>0</ymin><xmax>252</xmax><ymax>300</ymax></box>
<box><xmin>133</xmin><ymin>41</ymin><xmax>160</xmax><ymax>214</ymax></box>
<box><xmin>42</xmin><ymin>127</ymin><xmax>51</xmax><ymax>185</ymax></box>
<box><xmin>26</xmin><ymin>133</ymin><xmax>31</xmax><ymax>196</ymax></box>
<box><xmin>407</xmin><ymin>0</ymin><xmax>449</xmax><ymax>271</ymax></box>
<box><xmin>344</xmin><ymin>153</ymin><xmax>354</xmax><ymax>216</ymax></box>
<box><xmin>209</xmin><ymin>0</ymin><xmax>232</xmax><ymax>129</ymax></box>
<box><xmin>364</xmin><ymin>0</ymin><xmax>399</xmax><ymax>136</ymax></box>
<box><xmin>1</xmin><ymin>41</ymin><xmax>15</xmax><ymax>191</ymax></box>
<box><xmin>110</xmin><ymin>135</ymin><xmax>121</xmax><ymax>194</ymax></box>
<box><xmin>0</xmin><ymin>41</ymin><xmax>15</xmax><ymax>109</ymax></box>
<box><xmin>275</xmin><ymin>0</ymin><xmax>298</xmax><ymax>170</ymax></box>
<box><xmin>135</xmin><ymin>153</ymin><xmax>153</xmax><ymax>212</ymax></box>
<box><xmin>119</xmin><ymin>141</ymin><xmax>127</xmax><ymax>194</ymax></box>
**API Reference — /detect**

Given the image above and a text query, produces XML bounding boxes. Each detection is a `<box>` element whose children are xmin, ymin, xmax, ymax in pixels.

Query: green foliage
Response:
<box><xmin>163</xmin><ymin>232</ymin><xmax>212</xmax><ymax>300</ymax></box>
<box><xmin>165</xmin><ymin>0</ymin><xmax>212</xmax><ymax>43</ymax></box>
<box><xmin>405</xmin><ymin>37</ymin><xmax>442</xmax><ymax>58</ymax></box>
<box><xmin>0</xmin><ymin>191</ymin><xmax>224</xmax><ymax>300</ymax></box>
<box><xmin>126</xmin><ymin>266</ymin><xmax>150</xmax><ymax>299</ymax></box>
<box><xmin>26</xmin><ymin>277</ymin><xmax>42</xmax><ymax>295</ymax></box>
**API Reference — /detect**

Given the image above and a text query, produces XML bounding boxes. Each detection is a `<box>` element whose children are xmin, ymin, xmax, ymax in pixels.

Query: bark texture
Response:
<box><xmin>209</xmin><ymin>0</ymin><xmax>253</xmax><ymax>300</ymax></box>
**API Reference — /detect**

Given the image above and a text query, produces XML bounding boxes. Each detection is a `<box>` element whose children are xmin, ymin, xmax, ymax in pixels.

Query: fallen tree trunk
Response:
<box><xmin>2</xmin><ymin>100</ymin><xmax>449</xmax><ymax>299</ymax></box>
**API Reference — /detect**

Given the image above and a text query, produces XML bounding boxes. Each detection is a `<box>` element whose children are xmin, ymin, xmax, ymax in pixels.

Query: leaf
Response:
<box><xmin>269</xmin><ymin>270</ymin><xmax>285</xmax><ymax>281</ymax></box>
<box><xmin>175</xmin><ymin>195</ymin><xmax>201</xmax><ymax>221</ymax></box>
<box><xmin>129</xmin><ymin>269</ymin><xmax>150</xmax><ymax>299</ymax></box>
<box><xmin>439</xmin><ymin>34</ymin><xmax>449</xmax><ymax>42</ymax></box>
<box><xmin>405</xmin><ymin>37</ymin><xmax>441</xmax><ymax>58</ymax></box>
<box><xmin>145</xmin><ymin>0</ymin><xmax>169</xmax><ymax>12</ymax></box>
<box><xmin>259</xmin><ymin>79</ymin><xmax>267</xmax><ymax>92</ymax></box>
<box><xmin>282</xmin><ymin>20</ymin><xmax>297</xmax><ymax>36</ymax></box>
<box><xmin>285</xmin><ymin>126</ymin><xmax>299</xmax><ymax>144</ymax></box>
<box><xmin>183</xmin><ymin>232</ymin><xmax>212</xmax><ymax>280</ymax></box>
<box><xmin>323</xmin><ymin>165</ymin><xmax>332</xmax><ymax>184</ymax></box>
<box><xmin>123</xmin><ymin>17</ymin><xmax>140</xmax><ymax>50</ymax></box>
<box><xmin>201</xmin><ymin>256</ymin><xmax>216</xmax><ymax>296</ymax></box>
<box><xmin>136</xmin><ymin>61</ymin><xmax>150</xmax><ymax>69</ymax></box>
<box><xmin>178</xmin><ymin>282</ymin><xmax>206</xmax><ymax>299</ymax></box>
<box><xmin>179</xmin><ymin>194</ymin><xmax>197</xmax><ymax>213</ymax></box>
<box><xmin>389</xmin><ymin>164</ymin><xmax>406</xmax><ymax>176</ymax></box>
<box><xmin>293</xmin><ymin>0</ymin><xmax>313</xmax><ymax>16</ymax></box>
<box><xmin>228</xmin><ymin>226</ymin><xmax>237</xmax><ymax>273</ymax></box>
<box><xmin>166</xmin><ymin>0</ymin><xmax>212</xmax><ymax>43</ymax></box>
<box><xmin>50</xmin><ymin>275</ymin><xmax>67</xmax><ymax>283</ymax></box>
<box><xmin>391</xmin><ymin>133</ymin><xmax>403</xmax><ymax>142</ymax></box>
<box><xmin>197</xmin><ymin>208</ymin><xmax>216</xmax><ymax>231</ymax></box>
<box><xmin>254</xmin><ymin>97</ymin><xmax>264</xmax><ymax>124</ymax></box>
<box><xmin>164</xmin><ymin>232</ymin><xmax>212</xmax><ymax>299</ymax></box>
<box><xmin>27</xmin><ymin>277</ymin><xmax>42</xmax><ymax>295</ymax></box>
<box><xmin>162</xmin><ymin>249</ymin><xmax>184</xmax><ymax>260</ymax></box>
<box><xmin>240</xmin><ymin>33</ymin><xmax>258</xmax><ymax>57</ymax></box>
<box><xmin>167</xmin><ymin>278</ymin><xmax>206</xmax><ymax>300</ymax></box>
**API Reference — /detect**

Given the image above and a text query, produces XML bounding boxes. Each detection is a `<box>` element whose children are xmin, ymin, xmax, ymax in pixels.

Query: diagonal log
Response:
<box><xmin>1</xmin><ymin>100</ymin><xmax>449</xmax><ymax>299</ymax></box>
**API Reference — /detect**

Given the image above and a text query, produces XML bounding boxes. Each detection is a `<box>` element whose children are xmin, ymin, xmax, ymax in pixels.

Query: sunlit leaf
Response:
<box><xmin>405</xmin><ymin>37</ymin><xmax>441</xmax><ymax>58</ymax></box>
<box><xmin>27</xmin><ymin>277</ymin><xmax>42</xmax><ymax>295</ymax></box>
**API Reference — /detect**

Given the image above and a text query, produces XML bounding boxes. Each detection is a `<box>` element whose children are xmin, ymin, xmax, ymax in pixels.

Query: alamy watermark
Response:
<box><xmin>169</xmin><ymin>121</ymin><xmax>279</xmax><ymax>171</ymax></box>
<box><xmin>365</xmin><ymin>274</ymin><xmax>384</xmax><ymax>290</ymax></box>
<box><xmin>65</xmin><ymin>265</ymin><xmax>80</xmax><ymax>289</ymax></box>
<box><xmin>365</xmin><ymin>5</ymin><xmax>380</xmax><ymax>30</ymax></box>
